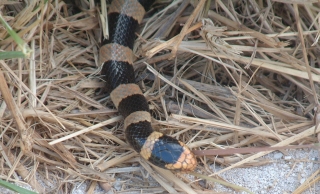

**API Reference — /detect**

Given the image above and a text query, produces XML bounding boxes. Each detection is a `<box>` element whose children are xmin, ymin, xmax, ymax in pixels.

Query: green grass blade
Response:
<box><xmin>0</xmin><ymin>14</ymin><xmax>32</xmax><ymax>58</ymax></box>
<box><xmin>0</xmin><ymin>179</ymin><xmax>37</xmax><ymax>194</ymax></box>
<box><xmin>0</xmin><ymin>51</ymin><xmax>26</xmax><ymax>59</ymax></box>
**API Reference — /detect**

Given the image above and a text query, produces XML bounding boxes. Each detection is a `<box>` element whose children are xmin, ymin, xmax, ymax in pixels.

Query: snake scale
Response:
<box><xmin>99</xmin><ymin>0</ymin><xmax>197</xmax><ymax>171</ymax></box>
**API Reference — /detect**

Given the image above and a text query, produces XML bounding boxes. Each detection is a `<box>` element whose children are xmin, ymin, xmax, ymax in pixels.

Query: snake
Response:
<box><xmin>99</xmin><ymin>0</ymin><xmax>197</xmax><ymax>171</ymax></box>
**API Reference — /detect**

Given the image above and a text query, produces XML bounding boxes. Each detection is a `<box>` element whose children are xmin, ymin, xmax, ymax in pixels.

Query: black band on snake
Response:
<box><xmin>99</xmin><ymin>0</ymin><xmax>197</xmax><ymax>171</ymax></box>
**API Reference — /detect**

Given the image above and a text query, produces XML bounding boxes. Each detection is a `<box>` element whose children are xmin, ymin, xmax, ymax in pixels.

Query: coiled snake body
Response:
<box><xmin>100</xmin><ymin>0</ymin><xmax>197</xmax><ymax>171</ymax></box>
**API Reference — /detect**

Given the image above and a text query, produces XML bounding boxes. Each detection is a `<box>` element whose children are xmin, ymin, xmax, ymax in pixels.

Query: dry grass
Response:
<box><xmin>1</xmin><ymin>0</ymin><xmax>320</xmax><ymax>193</ymax></box>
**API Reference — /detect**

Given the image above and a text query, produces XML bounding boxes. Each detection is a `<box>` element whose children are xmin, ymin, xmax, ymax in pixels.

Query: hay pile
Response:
<box><xmin>0</xmin><ymin>0</ymin><xmax>320</xmax><ymax>193</ymax></box>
